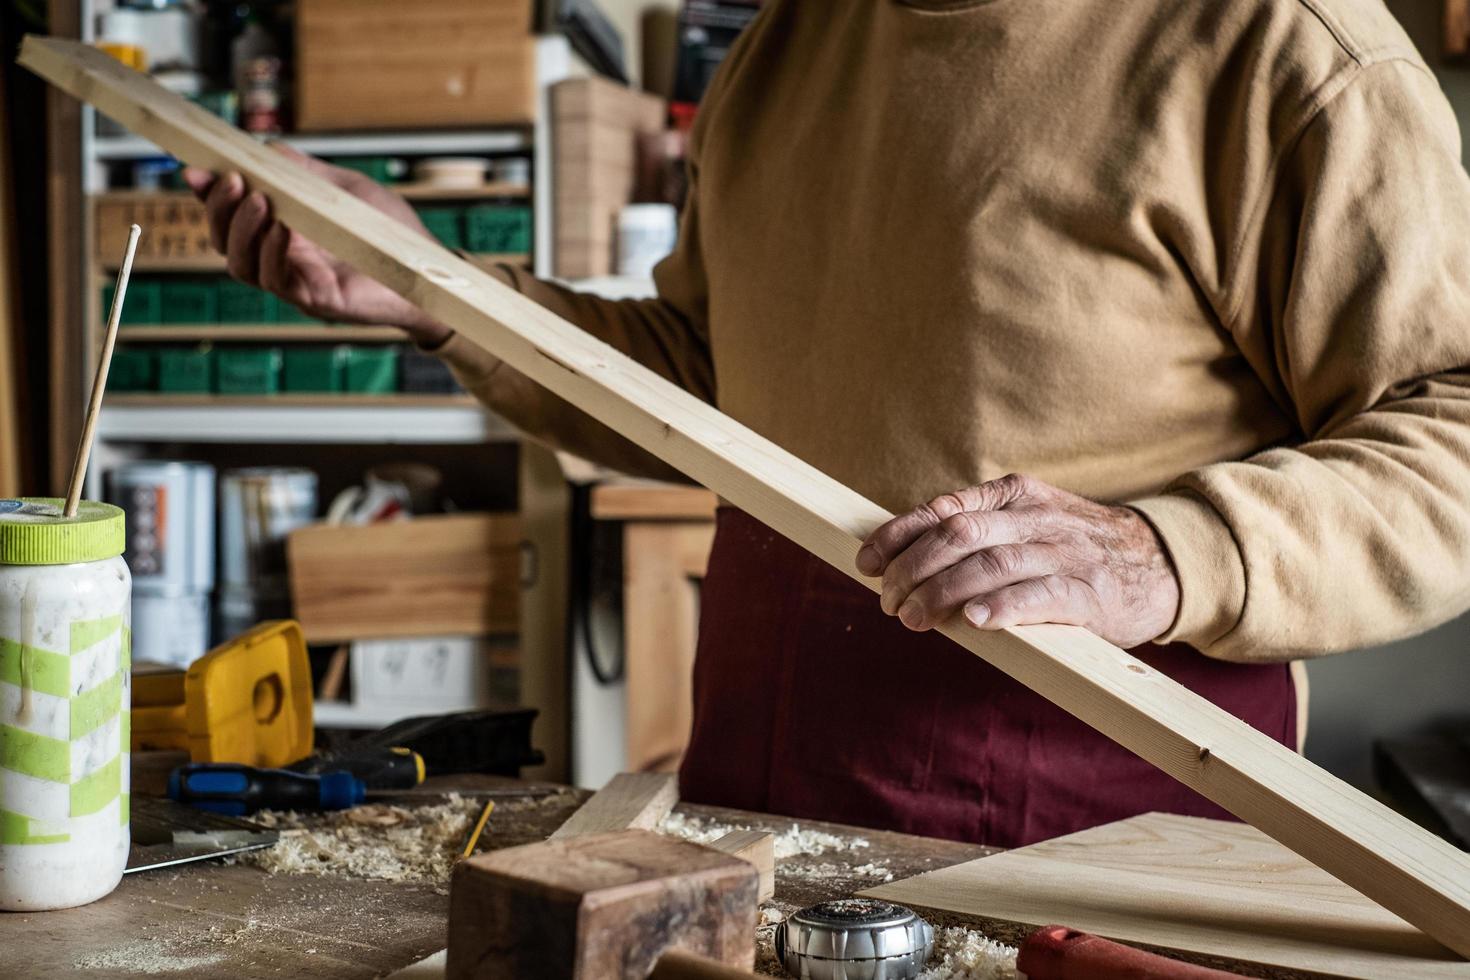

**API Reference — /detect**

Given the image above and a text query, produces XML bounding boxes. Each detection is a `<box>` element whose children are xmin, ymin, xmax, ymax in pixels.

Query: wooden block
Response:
<box><xmin>591</xmin><ymin>482</ymin><xmax>720</xmax><ymax>521</ymax></box>
<box><xmin>709</xmin><ymin>831</ymin><xmax>774</xmax><ymax>903</ymax></box>
<box><xmin>550</xmin><ymin>78</ymin><xmax>666</xmax><ymax>278</ymax></box>
<box><xmin>864</xmin><ymin>813</ymin><xmax>1470</xmax><ymax>979</ymax></box>
<box><xmin>286</xmin><ymin>513</ymin><xmax>521</xmax><ymax>643</ymax></box>
<box><xmin>95</xmin><ymin>191</ymin><xmax>211</xmax><ymax>264</ymax></box>
<box><xmin>550</xmin><ymin>772</ymin><xmax>678</xmax><ymax>839</ymax></box>
<box><xmin>28</xmin><ymin>39</ymin><xmax>1470</xmax><ymax>958</ymax></box>
<box><xmin>295</xmin><ymin>0</ymin><xmax>534</xmax><ymax>131</ymax></box>
<box><xmin>446</xmin><ymin>829</ymin><xmax>757</xmax><ymax>979</ymax></box>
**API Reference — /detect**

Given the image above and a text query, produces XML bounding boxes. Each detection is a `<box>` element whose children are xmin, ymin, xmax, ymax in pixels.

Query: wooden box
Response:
<box><xmin>95</xmin><ymin>192</ymin><xmax>212</xmax><ymax>264</ymax></box>
<box><xmin>551</xmin><ymin>78</ymin><xmax>666</xmax><ymax>278</ymax></box>
<box><xmin>286</xmin><ymin>513</ymin><xmax>521</xmax><ymax>642</ymax></box>
<box><xmin>295</xmin><ymin>0</ymin><xmax>536</xmax><ymax>132</ymax></box>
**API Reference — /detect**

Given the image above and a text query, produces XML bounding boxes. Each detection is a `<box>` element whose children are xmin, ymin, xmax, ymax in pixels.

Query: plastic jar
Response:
<box><xmin>0</xmin><ymin>498</ymin><xmax>131</xmax><ymax>911</ymax></box>
<box><xmin>616</xmin><ymin>203</ymin><xmax>679</xmax><ymax>279</ymax></box>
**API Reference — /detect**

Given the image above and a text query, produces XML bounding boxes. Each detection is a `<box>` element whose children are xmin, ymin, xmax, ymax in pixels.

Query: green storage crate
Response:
<box><xmin>157</xmin><ymin>345</ymin><xmax>214</xmax><ymax>394</ymax></box>
<box><xmin>464</xmin><ymin>205</ymin><xmax>532</xmax><ymax>254</ymax></box>
<box><xmin>274</xmin><ymin>301</ymin><xmax>322</xmax><ymax>325</ymax></box>
<box><xmin>283</xmin><ymin>346</ymin><xmax>350</xmax><ymax>393</ymax></box>
<box><xmin>344</xmin><ymin>346</ymin><xmax>399</xmax><ymax>394</ymax></box>
<box><xmin>103</xmin><ymin>279</ymin><xmax>162</xmax><ymax>325</ymax></box>
<box><xmin>107</xmin><ymin>347</ymin><xmax>156</xmax><ymax>393</ymax></box>
<box><xmin>161</xmin><ymin>278</ymin><xmax>218</xmax><ymax>325</ymax></box>
<box><xmin>217</xmin><ymin>279</ymin><xmax>279</xmax><ymax>324</ymax></box>
<box><xmin>416</xmin><ymin>207</ymin><xmax>464</xmax><ymax>250</ymax></box>
<box><xmin>215</xmin><ymin>347</ymin><xmax>283</xmax><ymax>395</ymax></box>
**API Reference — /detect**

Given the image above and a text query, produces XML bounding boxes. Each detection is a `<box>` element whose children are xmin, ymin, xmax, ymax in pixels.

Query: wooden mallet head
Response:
<box><xmin>447</xmin><ymin>828</ymin><xmax>759</xmax><ymax>979</ymax></box>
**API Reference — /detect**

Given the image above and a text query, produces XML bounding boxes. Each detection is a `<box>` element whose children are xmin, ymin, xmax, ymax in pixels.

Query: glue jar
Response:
<box><xmin>0</xmin><ymin>498</ymin><xmax>131</xmax><ymax>910</ymax></box>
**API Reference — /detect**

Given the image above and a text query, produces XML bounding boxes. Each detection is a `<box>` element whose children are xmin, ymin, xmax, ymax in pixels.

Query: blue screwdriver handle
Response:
<box><xmin>168</xmin><ymin>763</ymin><xmax>366</xmax><ymax>816</ymax></box>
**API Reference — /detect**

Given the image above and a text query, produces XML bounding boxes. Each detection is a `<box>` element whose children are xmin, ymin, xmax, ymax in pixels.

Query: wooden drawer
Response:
<box><xmin>295</xmin><ymin>0</ymin><xmax>536</xmax><ymax>131</ymax></box>
<box><xmin>287</xmin><ymin>513</ymin><xmax>521</xmax><ymax>643</ymax></box>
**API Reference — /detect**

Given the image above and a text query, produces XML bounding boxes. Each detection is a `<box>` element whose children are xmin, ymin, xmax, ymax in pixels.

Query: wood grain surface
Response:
<box><xmin>20</xmin><ymin>36</ymin><xmax>1470</xmax><ymax>958</ymax></box>
<box><xmin>865</xmin><ymin>812</ymin><xmax>1470</xmax><ymax>979</ymax></box>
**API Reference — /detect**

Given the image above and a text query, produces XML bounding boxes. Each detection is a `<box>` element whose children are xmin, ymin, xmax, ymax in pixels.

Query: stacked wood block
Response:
<box><xmin>551</xmin><ymin>78</ymin><xmax>666</xmax><ymax>278</ymax></box>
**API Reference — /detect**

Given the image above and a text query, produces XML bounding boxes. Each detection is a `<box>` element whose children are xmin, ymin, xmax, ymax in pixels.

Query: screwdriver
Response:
<box><xmin>168</xmin><ymin>763</ymin><xmax>366</xmax><ymax>816</ymax></box>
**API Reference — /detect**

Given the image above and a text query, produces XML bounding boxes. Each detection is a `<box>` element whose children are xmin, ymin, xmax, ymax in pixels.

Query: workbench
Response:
<box><xmin>0</xmin><ymin>776</ymin><xmax>986</xmax><ymax>979</ymax></box>
<box><xmin>0</xmin><ymin>775</ymin><xmax>1328</xmax><ymax>979</ymax></box>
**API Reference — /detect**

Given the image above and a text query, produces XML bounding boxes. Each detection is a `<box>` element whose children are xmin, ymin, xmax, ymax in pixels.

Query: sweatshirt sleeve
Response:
<box><xmin>1130</xmin><ymin>58</ymin><xmax>1470</xmax><ymax>662</ymax></box>
<box><xmin>432</xmin><ymin>179</ymin><xmax>715</xmax><ymax>482</ymax></box>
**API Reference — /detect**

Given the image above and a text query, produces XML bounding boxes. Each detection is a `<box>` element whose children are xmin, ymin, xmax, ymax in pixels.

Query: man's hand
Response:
<box><xmin>855</xmin><ymin>474</ymin><xmax>1180</xmax><ymax>649</ymax></box>
<box><xmin>182</xmin><ymin>146</ymin><xmax>452</xmax><ymax>347</ymax></box>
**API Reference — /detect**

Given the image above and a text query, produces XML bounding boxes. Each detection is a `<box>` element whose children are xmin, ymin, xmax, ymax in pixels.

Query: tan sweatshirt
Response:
<box><xmin>435</xmin><ymin>0</ymin><xmax>1470</xmax><ymax>664</ymax></box>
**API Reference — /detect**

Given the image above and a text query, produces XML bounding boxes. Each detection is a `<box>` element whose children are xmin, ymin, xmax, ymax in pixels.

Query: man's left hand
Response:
<box><xmin>855</xmin><ymin>474</ymin><xmax>1181</xmax><ymax>648</ymax></box>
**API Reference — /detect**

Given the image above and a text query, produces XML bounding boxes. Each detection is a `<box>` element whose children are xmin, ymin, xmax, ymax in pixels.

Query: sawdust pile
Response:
<box><xmin>73</xmin><ymin>940</ymin><xmax>225</xmax><ymax>974</ymax></box>
<box><xmin>658</xmin><ymin>811</ymin><xmax>871</xmax><ymax>860</ymax></box>
<box><xmin>916</xmin><ymin>926</ymin><xmax>1019</xmax><ymax>980</ymax></box>
<box><xmin>243</xmin><ymin>794</ymin><xmax>483</xmax><ymax>883</ymax></box>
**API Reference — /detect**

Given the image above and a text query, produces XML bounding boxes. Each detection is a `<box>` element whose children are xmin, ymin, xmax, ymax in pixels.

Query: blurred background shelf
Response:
<box><xmin>118</xmin><ymin>325</ymin><xmax>410</xmax><ymax>342</ymax></box>
<box><xmin>91</xmin><ymin>129</ymin><xmax>532</xmax><ymax>161</ymax></box>
<box><xmin>97</xmin><ymin>393</ymin><xmax>514</xmax><ymax>444</ymax></box>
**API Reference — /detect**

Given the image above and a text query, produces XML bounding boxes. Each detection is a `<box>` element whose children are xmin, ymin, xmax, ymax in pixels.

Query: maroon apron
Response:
<box><xmin>678</xmin><ymin>508</ymin><xmax>1297</xmax><ymax>848</ymax></box>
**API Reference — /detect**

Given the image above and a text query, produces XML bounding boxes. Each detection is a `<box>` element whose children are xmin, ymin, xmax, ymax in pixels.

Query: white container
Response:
<box><xmin>0</xmin><ymin>498</ymin><xmax>131</xmax><ymax>911</ymax></box>
<box><xmin>616</xmin><ymin>203</ymin><xmax>679</xmax><ymax>279</ymax></box>
<box><xmin>131</xmin><ymin>592</ymin><xmax>210</xmax><ymax>670</ymax></box>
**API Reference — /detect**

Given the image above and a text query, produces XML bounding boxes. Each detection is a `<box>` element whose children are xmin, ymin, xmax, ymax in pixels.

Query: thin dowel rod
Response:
<box><xmin>64</xmin><ymin>223</ymin><xmax>140</xmax><ymax>517</ymax></box>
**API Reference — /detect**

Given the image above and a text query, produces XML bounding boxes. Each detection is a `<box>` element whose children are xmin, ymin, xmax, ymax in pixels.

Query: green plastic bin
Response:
<box><xmin>464</xmin><ymin>205</ymin><xmax>532</xmax><ymax>255</ymax></box>
<box><xmin>107</xmin><ymin>347</ymin><xmax>157</xmax><ymax>393</ymax></box>
<box><xmin>215</xmin><ymin>347</ymin><xmax>283</xmax><ymax>395</ymax></box>
<box><xmin>283</xmin><ymin>346</ymin><xmax>350</xmax><ymax>393</ymax></box>
<box><xmin>157</xmin><ymin>345</ymin><xmax>214</xmax><ymax>394</ymax></box>
<box><xmin>344</xmin><ymin>346</ymin><xmax>400</xmax><ymax>394</ymax></box>
<box><xmin>161</xmin><ymin>278</ymin><xmax>218</xmax><ymax>325</ymax></box>
<box><xmin>103</xmin><ymin>280</ymin><xmax>162</xmax><ymax>325</ymax></box>
<box><xmin>217</xmin><ymin>279</ymin><xmax>279</xmax><ymax>324</ymax></box>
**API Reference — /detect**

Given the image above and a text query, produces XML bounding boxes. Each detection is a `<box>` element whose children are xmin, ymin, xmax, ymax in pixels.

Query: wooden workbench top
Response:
<box><xmin>0</xmin><ymin>777</ymin><xmax>990</xmax><ymax>980</ymax></box>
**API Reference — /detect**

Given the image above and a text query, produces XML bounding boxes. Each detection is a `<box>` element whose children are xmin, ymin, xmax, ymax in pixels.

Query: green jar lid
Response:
<box><xmin>0</xmin><ymin>498</ymin><xmax>126</xmax><ymax>565</ymax></box>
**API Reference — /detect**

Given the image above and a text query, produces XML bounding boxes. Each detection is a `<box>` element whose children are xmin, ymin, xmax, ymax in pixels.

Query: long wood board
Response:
<box><xmin>20</xmin><ymin>35</ymin><xmax>1470</xmax><ymax>958</ymax></box>
<box><xmin>865</xmin><ymin>813</ymin><xmax>1470</xmax><ymax>978</ymax></box>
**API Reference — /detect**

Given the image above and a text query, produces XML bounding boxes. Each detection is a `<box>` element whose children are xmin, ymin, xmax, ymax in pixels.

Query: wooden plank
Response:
<box><xmin>865</xmin><ymin>812</ymin><xmax>1470</xmax><ymax>979</ymax></box>
<box><xmin>709</xmin><ymin>830</ymin><xmax>775</xmax><ymax>903</ymax></box>
<box><xmin>517</xmin><ymin>441</ymin><xmax>572</xmax><ymax>781</ymax></box>
<box><xmin>41</xmin><ymin>16</ymin><xmax>82</xmax><ymax>495</ymax></box>
<box><xmin>0</xmin><ymin>51</ymin><xmax>20</xmax><ymax>498</ymax></box>
<box><xmin>623</xmin><ymin>522</ymin><xmax>715</xmax><ymax>773</ymax></box>
<box><xmin>549</xmin><ymin>772</ymin><xmax>679</xmax><ymax>839</ymax></box>
<box><xmin>21</xmin><ymin>37</ymin><xmax>1470</xmax><ymax>958</ymax></box>
<box><xmin>286</xmin><ymin>513</ymin><xmax>521</xmax><ymax>643</ymax></box>
<box><xmin>591</xmin><ymin>481</ymin><xmax>720</xmax><ymax>521</ymax></box>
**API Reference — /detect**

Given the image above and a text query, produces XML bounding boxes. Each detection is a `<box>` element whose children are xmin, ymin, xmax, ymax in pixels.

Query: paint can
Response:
<box><xmin>106</xmin><ymin>461</ymin><xmax>215</xmax><ymax>668</ymax></box>
<box><xmin>217</xmin><ymin>468</ymin><xmax>316</xmax><ymax>640</ymax></box>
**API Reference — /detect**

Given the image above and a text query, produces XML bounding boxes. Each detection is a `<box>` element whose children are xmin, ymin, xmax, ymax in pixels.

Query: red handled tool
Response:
<box><xmin>1018</xmin><ymin>925</ymin><xmax>1247</xmax><ymax>980</ymax></box>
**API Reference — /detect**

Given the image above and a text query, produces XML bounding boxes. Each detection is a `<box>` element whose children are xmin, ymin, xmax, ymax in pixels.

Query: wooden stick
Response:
<box><xmin>549</xmin><ymin>772</ymin><xmax>678</xmax><ymax>839</ymax></box>
<box><xmin>20</xmin><ymin>36</ymin><xmax>1470</xmax><ymax>957</ymax></box>
<box><xmin>62</xmin><ymin>222</ymin><xmax>139</xmax><ymax>516</ymax></box>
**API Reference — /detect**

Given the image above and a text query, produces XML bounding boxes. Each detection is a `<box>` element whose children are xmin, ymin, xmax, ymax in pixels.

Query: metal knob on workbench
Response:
<box><xmin>774</xmin><ymin>899</ymin><xmax>934</xmax><ymax>980</ymax></box>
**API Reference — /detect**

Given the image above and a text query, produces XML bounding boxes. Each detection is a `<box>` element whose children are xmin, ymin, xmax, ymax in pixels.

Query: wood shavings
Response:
<box><xmin>917</xmin><ymin>926</ymin><xmax>1018</xmax><ymax>980</ymax></box>
<box><xmin>658</xmin><ymin>811</ymin><xmax>871</xmax><ymax>859</ymax></box>
<box><xmin>851</xmin><ymin>861</ymin><xmax>895</xmax><ymax>882</ymax></box>
<box><xmin>242</xmin><ymin>793</ymin><xmax>480</xmax><ymax>883</ymax></box>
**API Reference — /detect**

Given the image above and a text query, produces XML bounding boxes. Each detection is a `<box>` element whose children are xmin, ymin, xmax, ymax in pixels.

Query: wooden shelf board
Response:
<box><xmin>118</xmin><ymin>325</ymin><xmax>409</xmax><ymax>342</ymax></box>
<box><xmin>397</xmin><ymin>181</ymin><xmax>530</xmax><ymax>200</ymax></box>
<box><xmin>106</xmin><ymin>251</ymin><xmax>530</xmax><ymax>273</ymax></box>
<box><xmin>105</xmin><ymin>393</ymin><xmax>478</xmax><ymax>408</ymax></box>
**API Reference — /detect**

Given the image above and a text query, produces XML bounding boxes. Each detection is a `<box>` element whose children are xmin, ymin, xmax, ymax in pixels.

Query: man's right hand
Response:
<box><xmin>182</xmin><ymin>145</ymin><xmax>453</xmax><ymax>348</ymax></box>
